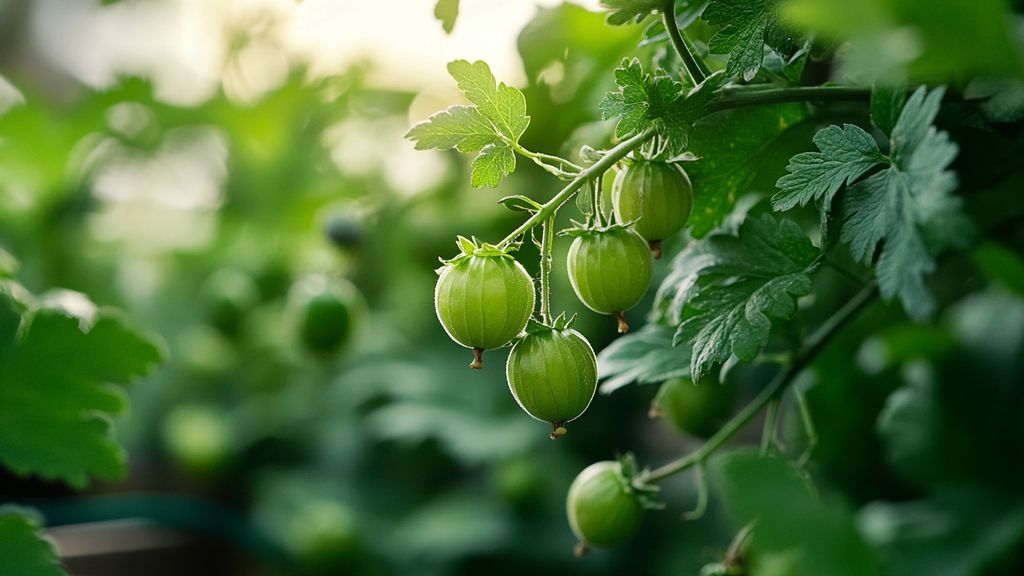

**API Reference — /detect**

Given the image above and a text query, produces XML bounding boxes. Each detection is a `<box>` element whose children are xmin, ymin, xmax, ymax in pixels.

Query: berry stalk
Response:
<box><xmin>497</xmin><ymin>126</ymin><xmax>657</xmax><ymax>249</ymax></box>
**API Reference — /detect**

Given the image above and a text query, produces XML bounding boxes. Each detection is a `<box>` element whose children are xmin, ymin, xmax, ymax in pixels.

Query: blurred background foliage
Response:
<box><xmin>1</xmin><ymin>0</ymin><xmax>1023</xmax><ymax>575</ymax></box>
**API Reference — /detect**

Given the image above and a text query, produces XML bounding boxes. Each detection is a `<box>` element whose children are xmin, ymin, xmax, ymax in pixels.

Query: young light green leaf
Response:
<box><xmin>599</xmin><ymin>0</ymin><xmax>664</xmax><ymax>25</ymax></box>
<box><xmin>0</xmin><ymin>286</ymin><xmax>164</xmax><ymax>488</ymax></box>
<box><xmin>703</xmin><ymin>0</ymin><xmax>796</xmax><ymax>81</ymax></box>
<box><xmin>447</xmin><ymin>60</ymin><xmax>530</xmax><ymax>143</ymax></box>
<box><xmin>596</xmin><ymin>324</ymin><xmax>691</xmax><ymax>394</ymax></box>
<box><xmin>471</xmin><ymin>143</ymin><xmax>516</xmax><ymax>188</ymax></box>
<box><xmin>0</xmin><ymin>510</ymin><xmax>66</xmax><ymax>576</ymax></box>
<box><xmin>499</xmin><ymin>195</ymin><xmax>543</xmax><ymax>214</ymax></box>
<box><xmin>405</xmin><ymin>60</ymin><xmax>531</xmax><ymax>189</ymax></box>
<box><xmin>434</xmin><ymin>0</ymin><xmax>460</xmax><ymax>34</ymax></box>
<box><xmin>772</xmin><ymin>124</ymin><xmax>885</xmax><ymax>212</ymax></box>
<box><xmin>663</xmin><ymin>214</ymin><xmax>819</xmax><ymax>381</ymax></box>
<box><xmin>405</xmin><ymin>106</ymin><xmax>499</xmax><ymax>153</ymax></box>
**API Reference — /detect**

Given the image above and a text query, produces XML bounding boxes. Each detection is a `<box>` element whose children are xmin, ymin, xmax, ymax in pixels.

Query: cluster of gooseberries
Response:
<box><xmin>433</xmin><ymin>158</ymin><xmax>696</xmax><ymax>550</ymax></box>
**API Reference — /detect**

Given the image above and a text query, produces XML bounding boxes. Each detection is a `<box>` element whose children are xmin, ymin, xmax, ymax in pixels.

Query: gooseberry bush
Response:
<box><xmin>411</xmin><ymin>0</ymin><xmax>1024</xmax><ymax>570</ymax></box>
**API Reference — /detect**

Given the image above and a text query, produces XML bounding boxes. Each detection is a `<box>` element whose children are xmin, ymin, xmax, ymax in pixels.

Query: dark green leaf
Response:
<box><xmin>596</xmin><ymin>324</ymin><xmax>690</xmax><ymax>394</ymax></box>
<box><xmin>704</xmin><ymin>0</ymin><xmax>796</xmax><ymax>81</ymax></box>
<box><xmin>711</xmin><ymin>452</ymin><xmax>882</xmax><ymax>576</ymax></box>
<box><xmin>773</xmin><ymin>123</ymin><xmax>885</xmax><ymax>212</ymax></box>
<box><xmin>840</xmin><ymin>87</ymin><xmax>962</xmax><ymax>319</ymax></box>
<box><xmin>0</xmin><ymin>509</ymin><xmax>66</xmax><ymax>576</ymax></box>
<box><xmin>971</xmin><ymin>242</ymin><xmax>1024</xmax><ymax>296</ymax></box>
<box><xmin>859</xmin><ymin>489</ymin><xmax>1024</xmax><ymax>576</ymax></box>
<box><xmin>664</xmin><ymin>214</ymin><xmax>819</xmax><ymax>380</ymax></box>
<box><xmin>687</xmin><ymin>103</ymin><xmax>808</xmax><ymax>237</ymax></box>
<box><xmin>434</xmin><ymin>0</ymin><xmax>460</xmax><ymax>34</ymax></box>
<box><xmin>876</xmin><ymin>373</ymin><xmax>942</xmax><ymax>485</ymax></box>
<box><xmin>870</xmin><ymin>82</ymin><xmax>906</xmax><ymax>135</ymax></box>
<box><xmin>775</xmin><ymin>87</ymin><xmax>964</xmax><ymax>319</ymax></box>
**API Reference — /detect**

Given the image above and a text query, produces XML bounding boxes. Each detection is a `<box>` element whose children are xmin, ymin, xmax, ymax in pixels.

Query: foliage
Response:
<box><xmin>406</xmin><ymin>60</ymin><xmax>529</xmax><ymax>188</ymax></box>
<box><xmin>711</xmin><ymin>452</ymin><xmax>882</xmax><ymax>576</ymax></box>
<box><xmin>2</xmin><ymin>1</ymin><xmax>1024</xmax><ymax>575</ymax></box>
<box><xmin>662</xmin><ymin>214</ymin><xmax>819</xmax><ymax>380</ymax></box>
<box><xmin>0</xmin><ymin>509</ymin><xmax>65</xmax><ymax>576</ymax></box>
<box><xmin>434</xmin><ymin>0</ymin><xmax>460</xmax><ymax>34</ymax></box>
<box><xmin>703</xmin><ymin>0</ymin><xmax>796</xmax><ymax>81</ymax></box>
<box><xmin>0</xmin><ymin>283</ymin><xmax>163</xmax><ymax>487</ymax></box>
<box><xmin>775</xmin><ymin>87</ymin><xmax>967</xmax><ymax>318</ymax></box>
<box><xmin>600</xmin><ymin>58</ymin><xmax>722</xmax><ymax>158</ymax></box>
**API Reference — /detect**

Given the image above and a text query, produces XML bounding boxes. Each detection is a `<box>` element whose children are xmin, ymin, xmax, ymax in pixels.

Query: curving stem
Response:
<box><xmin>662</xmin><ymin>0</ymin><xmax>707</xmax><ymax>85</ymax></box>
<box><xmin>633</xmin><ymin>284</ymin><xmax>878</xmax><ymax>486</ymax></box>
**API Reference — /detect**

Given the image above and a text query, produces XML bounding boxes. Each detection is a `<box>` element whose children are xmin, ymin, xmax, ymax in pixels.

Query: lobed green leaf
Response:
<box><xmin>471</xmin><ymin>143</ymin><xmax>516</xmax><ymax>189</ymax></box>
<box><xmin>0</xmin><ymin>509</ymin><xmax>66</xmax><ymax>576</ymax></box>
<box><xmin>447</xmin><ymin>60</ymin><xmax>530</xmax><ymax>144</ymax></box>
<box><xmin>704</xmin><ymin>0</ymin><xmax>796</xmax><ymax>81</ymax></box>
<box><xmin>775</xmin><ymin>87</ymin><xmax>966</xmax><ymax>319</ymax></box>
<box><xmin>772</xmin><ymin>123</ymin><xmax>885</xmax><ymax>213</ymax></box>
<box><xmin>406</xmin><ymin>106</ymin><xmax>499</xmax><ymax>153</ymax></box>
<box><xmin>596</xmin><ymin>324</ymin><xmax>691</xmax><ymax>394</ymax></box>
<box><xmin>660</xmin><ymin>214</ymin><xmax>819</xmax><ymax>380</ymax></box>
<box><xmin>0</xmin><ymin>285</ymin><xmax>164</xmax><ymax>488</ymax></box>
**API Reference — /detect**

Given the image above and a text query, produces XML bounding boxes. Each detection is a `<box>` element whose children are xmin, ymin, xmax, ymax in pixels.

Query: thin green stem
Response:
<box><xmin>824</xmin><ymin>258</ymin><xmax>865</xmax><ymax>284</ymax></box>
<box><xmin>662</xmin><ymin>0</ymin><xmax>706</xmax><ymax>85</ymax></box>
<box><xmin>539</xmin><ymin>215</ymin><xmax>554</xmax><ymax>323</ymax></box>
<box><xmin>591</xmin><ymin>178</ymin><xmax>605</xmax><ymax>228</ymax></box>
<box><xmin>497</xmin><ymin>127</ymin><xmax>656</xmax><ymax>248</ymax></box>
<box><xmin>793</xmin><ymin>385</ymin><xmax>818</xmax><ymax>468</ymax></box>
<box><xmin>725</xmin><ymin>522</ymin><xmax>756</xmax><ymax>568</ymax></box>
<box><xmin>760</xmin><ymin>397</ymin><xmax>780</xmax><ymax>455</ymax></box>
<box><xmin>512</xmin><ymin>142</ymin><xmax>582</xmax><ymax>179</ymax></box>
<box><xmin>682</xmin><ymin>462</ymin><xmax>708</xmax><ymax>520</ymax></box>
<box><xmin>634</xmin><ymin>284</ymin><xmax>878</xmax><ymax>485</ymax></box>
<box><xmin>706</xmin><ymin>86</ymin><xmax>871</xmax><ymax>113</ymax></box>
<box><xmin>533</xmin><ymin>150</ymin><xmax>583</xmax><ymax>172</ymax></box>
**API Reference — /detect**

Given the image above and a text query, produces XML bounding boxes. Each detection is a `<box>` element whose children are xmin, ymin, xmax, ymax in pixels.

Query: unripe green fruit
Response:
<box><xmin>654</xmin><ymin>377</ymin><xmax>736</xmax><ymax>439</ymax></box>
<box><xmin>162</xmin><ymin>404</ymin><xmax>232</xmax><ymax>474</ymax></box>
<box><xmin>567</xmin><ymin>461</ymin><xmax>642</xmax><ymax>553</ymax></box>
<box><xmin>506</xmin><ymin>328</ymin><xmax>597</xmax><ymax>438</ymax></box>
<box><xmin>290</xmin><ymin>275</ymin><xmax>364</xmax><ymax>354</ymax></box>
<box><xmin>435</xmin><ymin>253</ymin><xmax>535</xmax><ymax>368</ymax></box>
<box><xmin>612</xmin><ymin>160</ymin><xmax>694</xmax><ymax>257</ymax></box>
<box><xmin>202</xmin><ymin>269</ymin><xmax>260</xmax><ymax>335</ymax></box>
<box><xmin>323</xmin><ymin>213</ymin><xmax>363</xmax><ymax>249</ymax></box>
<box><xmin>566</xmin><ymin>227</ymin><xmax>652</xmax><ymax>333</ymax></box>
